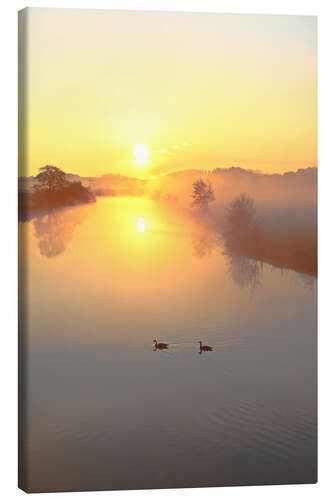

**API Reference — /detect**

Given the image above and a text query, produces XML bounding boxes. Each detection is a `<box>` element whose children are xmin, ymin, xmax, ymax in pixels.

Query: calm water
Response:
<box><xmin>19</xmin><ymin>197</ymin><xmax>317</xmax><ymax>492</ymax></box>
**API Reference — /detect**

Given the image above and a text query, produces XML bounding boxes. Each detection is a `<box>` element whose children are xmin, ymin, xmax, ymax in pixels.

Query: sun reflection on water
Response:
<box><xmin>137</xmin><ymin>217</ymin><xmax>145</xmax><ymax>233</ymax></box>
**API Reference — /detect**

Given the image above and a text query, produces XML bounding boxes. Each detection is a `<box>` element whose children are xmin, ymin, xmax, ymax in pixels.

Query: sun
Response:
<box><xmin>134</xmin><ymin>143</ymin><xmax>148</xmax><ymax>165</ymax></box>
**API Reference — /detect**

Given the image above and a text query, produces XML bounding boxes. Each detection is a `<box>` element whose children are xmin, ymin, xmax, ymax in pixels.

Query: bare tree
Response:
<box><xmin>191</xmin><ymin>179</ymin><xmax>215</xmax><ymax>210</ymax></box>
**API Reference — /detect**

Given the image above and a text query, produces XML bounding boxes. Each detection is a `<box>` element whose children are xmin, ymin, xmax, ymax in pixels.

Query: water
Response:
<box><xmin>19</xmin><ymin>197</ymin><xmax>317</xmax><ymax>492</ymax></box>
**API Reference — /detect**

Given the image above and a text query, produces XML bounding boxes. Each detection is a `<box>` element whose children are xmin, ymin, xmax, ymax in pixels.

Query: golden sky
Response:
<box><xmin>21</xmin><ymin>8</ymin><xmax>317</xmax><ymax>178</ymax></box>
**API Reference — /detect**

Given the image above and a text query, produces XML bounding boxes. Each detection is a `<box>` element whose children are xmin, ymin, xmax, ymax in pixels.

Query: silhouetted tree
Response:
<box><xmin>223</xmin><ymin>193</ymin><xmax>259</xmax><ymax>253</ymax></box>
<box><xmin>191</xmin><ymin>179</ymin><xmax>215</xmax><ymax>210</ymax></box>
<box><xmin>34</xmin><ymin>165</ymin><xmax>68</xmax><ymax>192</ymax></box>
<box><xmin>29</xmin><ymin>165</ymin><xmax>95</xmax><ymax>214</ymax></box>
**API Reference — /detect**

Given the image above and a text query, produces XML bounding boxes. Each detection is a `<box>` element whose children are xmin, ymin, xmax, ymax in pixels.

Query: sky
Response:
<box><xmin>21</xmin><ymin>8</ymin><xmax>317</xmax><ymax>178</ymax></box>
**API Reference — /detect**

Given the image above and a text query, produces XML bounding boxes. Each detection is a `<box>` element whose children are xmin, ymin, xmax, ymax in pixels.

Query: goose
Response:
<box><xmin>198</xmin><ymin>341</ymin><xmax>213</xmax><ymax>352</ymax></box>
<box><xmin>153</xmin><ymin>338</ymin><xmax>168</xmax><ymax>350</ymax></box>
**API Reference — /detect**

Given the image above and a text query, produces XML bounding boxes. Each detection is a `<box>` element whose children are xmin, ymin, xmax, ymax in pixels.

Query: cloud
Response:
<box><xmin>152</xmin><ymin>143</ymin><xmax>189</xmax><ymax>155</ymax></box>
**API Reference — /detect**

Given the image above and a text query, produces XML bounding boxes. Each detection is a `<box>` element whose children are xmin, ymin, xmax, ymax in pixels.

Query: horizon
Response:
<box><xmin>20</xmin><ymin>164</ymin><xmax>318</xmax><ymax>180</ymax></box>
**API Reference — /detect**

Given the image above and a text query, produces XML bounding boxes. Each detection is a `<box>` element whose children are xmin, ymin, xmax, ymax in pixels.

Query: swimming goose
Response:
<box><xmin>153</xmin><ymin>338</ymin><xmax>168</xmax><ymax>350</ymax></box>
<box><xmin>198</xmin><ymin>341</ymin><xmax>213</xmax><ymax>352</ymax></box>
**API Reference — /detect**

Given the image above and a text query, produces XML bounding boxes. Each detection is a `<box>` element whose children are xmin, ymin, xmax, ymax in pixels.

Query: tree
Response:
<box><xmin>34</xmin><ymin>165</ymin><xmax>68</xmax><ymax>192</ymax></box>
<box><xmin>31</xmin><ymin>165</ymin><xmax>95</xmax><ymax>212</ymax></box>
<box><xmin>225</xmin><ymin>193</ymin><xmax>256</xmax><ymax>233</ymax></box>
<box><xmin>191</xmin><ymin>179</ymin><xmax>215</xmax><ymax>210</ymax></box>
<box><xmin>223</xmin><ymin>193</ymin><xmax>258</xmax><ymax>252</ymax></box>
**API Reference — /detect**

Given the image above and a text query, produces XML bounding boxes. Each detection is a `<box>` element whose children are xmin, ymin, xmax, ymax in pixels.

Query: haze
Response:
<box><xmin>21</xmin><ymin>8</ymin><xmax>317</xmax><ymax>178</ymax></box>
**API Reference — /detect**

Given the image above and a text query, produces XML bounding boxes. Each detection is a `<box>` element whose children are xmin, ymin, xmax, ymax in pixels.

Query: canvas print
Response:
<box><xmin>18</xmin><ymin>8</ymin><xmax>317</xmax><ymax>493</ymax></box>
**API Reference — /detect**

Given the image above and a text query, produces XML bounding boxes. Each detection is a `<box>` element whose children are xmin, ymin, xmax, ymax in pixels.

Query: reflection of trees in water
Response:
<box><xmin>299</xmin><ymin>273</ymin><xmax>315</xmax><ymax>291</ymax></box>
<box><xmin>276</xmin><ymin>266</ymin><xmax>316</xmax><ymax>292</ymax></box>
<box><xmin>226</xmin><ymin>254</ymin><xmax>263</xmax><ymax>292</ymax></box>
<box><xmin>33</xmin><ymin>210</ymin><xmax>82</xmax><ymax>258</ymax></box>
<box><xmin>191</xmin><ymin>222</ymin><xmax>263</xmax><ymax>291</ymax></box>
<box><xmin>190</xmin><ymin>188</ymin><xmax>316</xmax><ymax>290</ymax></box>
<box><xmin>192</xmin><ymin>231</ymin><xmax>217</xmax><ymax>258</ymax></box>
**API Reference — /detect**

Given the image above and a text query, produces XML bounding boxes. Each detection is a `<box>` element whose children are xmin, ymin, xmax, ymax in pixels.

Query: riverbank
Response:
<box><xmin>18</xmin><ymin>182</ymin><xmax>96</xmax><ymax>221</ymax></box>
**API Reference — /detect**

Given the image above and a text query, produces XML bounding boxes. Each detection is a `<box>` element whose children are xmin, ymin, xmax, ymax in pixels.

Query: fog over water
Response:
<box><xmin>19</xmin><ymin>196</ymin><xmax>317</xmax><ymax>492</ymax></box>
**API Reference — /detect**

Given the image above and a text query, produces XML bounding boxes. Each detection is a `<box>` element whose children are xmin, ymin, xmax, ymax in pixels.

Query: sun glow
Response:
<box><xmin>134</xmin><ymin>143</ymin><xmax>148</xmax><ymax>165</ymax></box>
<box><xmin>137</xmin><ymin>217</ymin><xmax>145</xmax><ymax>232</ymax></box>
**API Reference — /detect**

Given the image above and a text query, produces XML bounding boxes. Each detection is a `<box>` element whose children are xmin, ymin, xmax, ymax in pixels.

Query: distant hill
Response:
<box><xmin>150</xmin><ymin>166</ymin><xmax>317</xmax><ymax>208</ymax></box>
<box><xmin>19</xmin><ymin>171</ymin><xmax>147</xmax><ymax>198</ymax></box>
